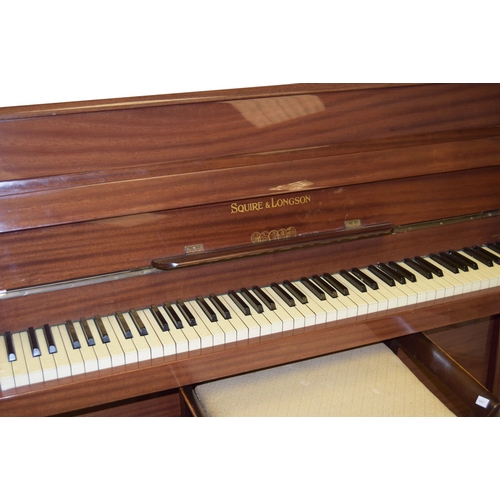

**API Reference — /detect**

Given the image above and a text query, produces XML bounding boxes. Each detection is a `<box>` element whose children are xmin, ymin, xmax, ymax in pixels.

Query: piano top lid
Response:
<box><xmin>1</xmin><ymin>82</ymin><xmax>499</xmax><ymax>184</ymax></box>
<box><xmin>0</xmin><ymin>83</ymin><xmax>421</xmax><ymax>120</ymax></box>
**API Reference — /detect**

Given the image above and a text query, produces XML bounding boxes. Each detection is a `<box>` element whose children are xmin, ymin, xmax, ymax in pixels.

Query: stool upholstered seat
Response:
<box><xmin>191</xmin><ymin>343</ymin><xmax>455</xmax><ymax>417</ymax></box>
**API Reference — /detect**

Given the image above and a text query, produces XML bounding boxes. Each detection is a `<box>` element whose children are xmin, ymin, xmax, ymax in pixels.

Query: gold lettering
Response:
<box><xmin>231</xmin><ymin>195</ymin><xmax>311</xmax><ymax>214</ymax></box>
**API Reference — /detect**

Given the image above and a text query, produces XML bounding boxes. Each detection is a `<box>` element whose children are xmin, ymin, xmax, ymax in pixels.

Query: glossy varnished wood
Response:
<box><xmin>1</xmin><ymin>83</ymin><xmax>499</xmax><ymax>416</ymax></box>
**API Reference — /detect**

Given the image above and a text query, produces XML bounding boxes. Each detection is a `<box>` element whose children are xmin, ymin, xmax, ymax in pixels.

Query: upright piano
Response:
<box><xmin>1</xmin><ymin>83</ymin><xmax>500</xmax><ymax>416</ymax></box>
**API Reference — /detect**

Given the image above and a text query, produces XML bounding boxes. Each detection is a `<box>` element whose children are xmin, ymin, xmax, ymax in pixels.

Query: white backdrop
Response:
<box><xmin>1</xmin><ymin>1</ymin><xmax>496</xmax><ymax>107</ymax></box>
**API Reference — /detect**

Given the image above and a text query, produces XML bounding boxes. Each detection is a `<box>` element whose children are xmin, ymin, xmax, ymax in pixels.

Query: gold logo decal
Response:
<box><xmin>251</xmin><ymin>227</ymin><xmax>297</xmax><ymax>243</ymax></box>
<box><xmin>231</xmin><ymin>195</ymin><xmax>311</xmax><ymax>214</ymax></box>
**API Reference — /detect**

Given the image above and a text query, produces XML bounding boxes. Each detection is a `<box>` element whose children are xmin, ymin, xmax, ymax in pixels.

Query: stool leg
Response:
<box><xmin>179</xmin><ymin>386</ymin><xmax>206</xmax><ymax>417</ymax></box>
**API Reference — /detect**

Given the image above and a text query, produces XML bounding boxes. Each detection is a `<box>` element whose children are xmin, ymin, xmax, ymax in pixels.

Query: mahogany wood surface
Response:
<box><xmin>1</xmin><ymin>83</ymin><xmax>500</xmax><ymax>416</ymax></box>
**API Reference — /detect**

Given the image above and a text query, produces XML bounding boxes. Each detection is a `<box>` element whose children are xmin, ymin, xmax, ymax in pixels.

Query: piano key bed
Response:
<box><xmin>2</xmin><ymin>244</ymin><xmax>500</xmax><ymax>392</ymax></box>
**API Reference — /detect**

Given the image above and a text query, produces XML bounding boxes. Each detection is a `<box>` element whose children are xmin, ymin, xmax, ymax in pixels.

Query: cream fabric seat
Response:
<box><xmin>192</xmin><ymin>343</ymin><xmax>455</xmax><ymax>417</ymax></box>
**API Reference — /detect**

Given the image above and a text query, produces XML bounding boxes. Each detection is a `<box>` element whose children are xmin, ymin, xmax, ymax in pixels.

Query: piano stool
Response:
<box><xmin>179</xmin><ymin>333</ymin><xmax>500</xmax><ymax>417</ymax></box>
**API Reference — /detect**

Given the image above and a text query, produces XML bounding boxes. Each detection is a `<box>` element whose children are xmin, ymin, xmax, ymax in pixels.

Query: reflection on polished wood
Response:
<box><xmin>1</xmin><ymin>83</ymin><xmax>500</xmax><ymax>416</ymax></box>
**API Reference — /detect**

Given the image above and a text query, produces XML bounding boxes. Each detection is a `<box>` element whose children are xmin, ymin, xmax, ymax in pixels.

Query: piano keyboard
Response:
<box><xmin>2</xmin><ymin>244</ymin><xmax>500</xmax><ymax>391</ymax></box>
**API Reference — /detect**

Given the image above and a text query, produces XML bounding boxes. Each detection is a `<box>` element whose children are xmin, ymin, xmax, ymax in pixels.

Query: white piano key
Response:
<box><xmin>48</xmin><ymin>326</ymin><xmax>72</xmax><ymax>379</ymax></box>
<box><xmin>100</xmin><ymin>316</ymin><xmax>126</xmax><ymax>367</ymax></box>
<box><xmin>218</xmin><ymin>295</ymin><xmax>251</xmax><ymax>340</ymax></box>
<box><xmin>56</xmin><ymin>324</ymin><xmax>86</xmax><ymax>376</ymax></box>
<box><xmin>461</xmin><ymin>251</ymin><xmax>500</xmax><ymax>287</ymax></box>
<box><xmin>73</xmin><ymin>321</ymin><xmax>99</xmax><ymax>372</ymax></box>
<box><xmin>106</xmin><ymin>315</ymin><xmax>139</xmax><ymax>364</ymax></box>
<box><xmin>244</xmin><ymin>288</ymin><xmax>286</xmax><ymax>334</ymax></box>
<box><xmin>265</xmin><ymin>286</ymin><xmax>307</xmax><ymax>329</ymax></box>
<box><xmin>397</xmin><ymin>262</ymin><xmax>439</xmax><ymax>301</ymax></box>
<box><xmin>299</xmin><ymin>280</ymin><xmax>338</xmax><ymax>321</ymax></box>
<box><xmin>184</xmin><ymin>300</ymin><xmax>217</xmax><ymax>348</ymax></box>
<box><xmin>291</xmin><ymin>282</ymin><xmax>329</xmax><ymax>324</ymax></box>
<box><xmin>0</xmin><ymin>334</ymin><xmax>16</xmax><ymax>391</ymax></box>
<box><xmin>220</xmin><ymin>294</ymin><xmax>261</xmax><ymax>338</ymax></box>
<box><xmin>423</xmin><ymin>257</ymin><xmax>465</xmax><ymax>296</ymax></box>
<box><xmin>84</xmin><ymin>319</ymin><xmax>113</xmax><ymax>370</ymax></box>
<box><xmin>10</xmin><ymin>332</ymin><xmax>30</xmax><ymax>388</ymax></box>
<box><xmin>335</xmin><ymin>274</ymin><xmax>377</xmax><ymax>314</ymax></box>
<box><xmin>135</xmin><ymin>309</ymin><xmax>166</xmax><ymax>358</ymax></box>
<box><xmin>122</xmin><ymin>312</ymin><xmax>152</xmax><ymax>362</ymax></box>
<box><xmin>140</xmin><ymin>308</ymin><xmax>177</xmax><ymax>356</ymax></box>
<box><xmin>20</xmin><ymin>330</ymin><xmax>44</xmax><ymax>384</ymax></box>
<box><xmin>200</xmin><ymin>297</ymin><xmax>239</xmax><ymax>343</ymax></box>
<box><xmin>332</xmin><ymin>292</ymin><xmax>359</xmax><ymax>318</ymax></box>
<box><xmin>364</xmin><ymin>285</ymin><xmax>390</xmax><ymax>311</ymax></box>
<box><xmin>260</xmin><ymin>286</ymin><xmax>296</xmax><ymax>331</ymax></box>
<box><xmin>326</xmin><ymin>273</ymin><xmax>368</xmax><ymax>317</ymax></box>
<box><xmin>234</xmin><ymin>290</ymin><xmax>275</xmax><ymax>336</ymax></box>
<box><xmin>157</xmin><ymin>305</ymin><xmax>190</xmax><ymax>354</ymax></box>
<box><xmin>366</xmin><ymin>272</ymin><xmax>408</xmax><ymax>308</ymax></box>
<box><xmin>34</xmin><ymin>327</ymin><xmax>58</xmax><ymax>382</ymax></box>
<box><xmin>397</xmin><ymin>275</ymin><xmax>429</xmax><ymax>303</ymax></box>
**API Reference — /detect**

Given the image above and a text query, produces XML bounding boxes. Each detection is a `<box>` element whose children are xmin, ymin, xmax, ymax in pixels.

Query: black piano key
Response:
<box><xmin>209</xmin><ymin>294</ymin><xmax>231</xmax><ymax>320</ymax></box>
<box><xmin>94</xmin><ymin>316</ymin><xmax>110</xmax><ymax>343</ymax></box>
<box><xmin>377</xmin><ymin>263</ymin><xmax>405</xmax><ymax>284</ymax></box>
<box><xmin>228</xmin><ymin>290</ymin><xmax>251</xmax><ymax>316</ymax></box>
<box><xmin>80</xmin><ymin>318</ymin><xmax>96</xmax><ymax>346</ymax></box>
<box><xmin>430</xmin><ymin>254</ymin><xmax>459</xmax><ymax>274</ymax></box>
<box><xmin>3</xmin><ymin>331</ymin><xmax>16</xmax><ymax>362</ymax></box>
<box><xmin>164</xmin><ymin>302</ymin><xmax>183</xmax><ymax>328</ymax></box>
<box><xmin>196</xmin><ymin>296</ymin><xmax>217</xmax><ymax>322</ymax></box>
<box><xmin>115</xmin><ymin>312</ymin><xmax>133</xmax><ymax>339</ymax></box>
<box><xmin>414</xmin><ymin>256</ymin><xmax>443</xmax><ymax>277</ymax></box>
<box><xmin>439</xmin><ymin>252</ymin><xmax>467</xmax><ymax>272</ymax></box>
<box><xmin>66</xmin><ymin>320</ymin><xmax>81</xmax><ymax>348</ymax></box>
<box><xmin>282</xmin><ymin>280</ymin><xmax>308</xmax><ymax>304</ymax></box>
<box><xmin>339</xmin><ymin>270</ymin><xmax>367</xmax><ymax>292</ymax></box>
<box><xmin>300</xmin><ymin>277</ymin><xmax>326</xmax><ymax>300</ymax></box>
<box><xmin>473</xmin><ymin>245</ymin><xmax>500</xmax><ymax>265</ymax></box>
<box><xmin>311</xmin><ymin>275</ymin><xmax>338</xmax><ymax>298</ymax></box>
<box><xmin>447</xmin><ymin>250</ymin><xmax>478</xmax><ymax>270</ymax></box>
<box><xmin>27</xmin><ymin>327</ymin><xmax>41</xmax><ymax>357</ymax></box>
<box><xmin>271</xmin><ymin>283</ymin><xmax>295</xmax><ymax>307</ymax></box>
<box><xmin>486</xmin><ymin>242</ymin><xmax>500</xmax><ymax>254</ymax></box>
<box><xmin>367</xmin><ymin>265</ymin><xmax>395</xmax><ymax>286</ymax></box>
<box><xmin>252</xmin><ymin>286</ymin><xmax>276</xmax><ymax>311</ymax></box>
<box><xmin>130</xmin><ymin>309</ymin><xmax>148</xmax><ymax>335</ymax></box>
<box><xmin>387</xmin><ymin>261</ymin><xmax>416</xmax><ymax>282</ymax></box>
<box><xmin>176</xmin><ymin>300</ymin><xmax>197</xmax><ymax>326</ymax></box>
<box><xmin>321</xmin><ymin>273</ymin><xmax>349</xmax><ymax>295</ymax></box>
<box><xmin>151</xmin><ymin>305</ymin><xmax>170</xmax><ymax>331</ymax></box>
<box><xmin>463</xmin><ymin>247</ymin><xmax>493</xmax><ymax>267</ymax></box>
<box><xmin>240</xmin><ymin>288</ymin><xmax>263</xmax><ymax>313</ymax></box>
<box><xmin>351</xmin><ymin>268</ymin><xmax>379</xmax><ymax>290</ymax></box>
<box><xmin>404</xmin><ymin>258</ymin><xmax>433</xmax><ymax>279</ymax></box>
<box><xmin>42</xmin><ymin>324</ymin><xmax>57</xmax><ymax>353</ymax></box>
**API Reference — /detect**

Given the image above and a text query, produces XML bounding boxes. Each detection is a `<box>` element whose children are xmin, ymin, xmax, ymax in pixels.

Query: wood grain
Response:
<box><xmin>1</xmin><ymin>83</ymin><xmax>499</xmax><ymax>416</ymax></box>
